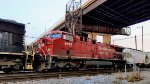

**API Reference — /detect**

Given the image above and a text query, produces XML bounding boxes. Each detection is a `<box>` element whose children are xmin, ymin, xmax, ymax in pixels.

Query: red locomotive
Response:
<box><xmin>33</xmin><ymin>30</ymin><xmax>125</xmax><ymax>71</ymax></box>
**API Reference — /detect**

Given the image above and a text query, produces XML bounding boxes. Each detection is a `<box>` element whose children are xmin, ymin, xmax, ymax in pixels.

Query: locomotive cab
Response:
<box><xmin>38</xmin><ymin>31</ymin><xmax>74</xmax><ymax>56</ymax></box>
<box><xmin>33</xmin><ymin>31</ymin><xmax>75</xmax><ymax>71</ymax></box>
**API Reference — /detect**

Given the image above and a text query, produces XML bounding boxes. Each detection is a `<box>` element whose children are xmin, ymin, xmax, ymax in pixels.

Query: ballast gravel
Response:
<box><xmin>0</xmin><ymin>74</ymin><xmax>128</xmax><ymax>84</ymax></box>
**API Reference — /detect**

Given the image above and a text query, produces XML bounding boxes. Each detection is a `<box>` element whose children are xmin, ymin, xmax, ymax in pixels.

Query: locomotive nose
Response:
<box><xmin>46</xmin><ymin>41</ymin><xmax>52</xmax><ymax>52</ymax></box>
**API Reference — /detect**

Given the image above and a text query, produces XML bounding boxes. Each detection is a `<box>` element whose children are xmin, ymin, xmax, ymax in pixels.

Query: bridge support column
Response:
<box><xmin>88</xmin><ymin>33</ymin><xmax>97</xmax><ymax>40</ymax></box>
<box><xmin>88</xmin><ymin>32</ymin><xmax>112</xmax><ymax>44</ymax></box>
<box><xmin>103</xmin><ymin>34</ymin><xmax>111</xmax><ymax>44</ymax></box>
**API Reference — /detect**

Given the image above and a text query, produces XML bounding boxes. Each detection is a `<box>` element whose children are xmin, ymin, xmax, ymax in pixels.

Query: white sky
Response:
<box><xmin>0</xmin><ymin>0</ymin><xmax>150</xmax><ymax>52</ymax></box>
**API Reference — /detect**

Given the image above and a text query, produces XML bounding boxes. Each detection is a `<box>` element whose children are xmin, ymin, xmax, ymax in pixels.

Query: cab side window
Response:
<box><xmin>63</xmin><ymin>34</ymin><xmax>73</xmax><ymax>41</ymax></box>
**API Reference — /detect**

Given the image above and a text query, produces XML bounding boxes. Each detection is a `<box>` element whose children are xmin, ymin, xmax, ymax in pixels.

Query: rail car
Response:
<box><xmin>32</xmin><ymin>30</ymin><xmax>125</xmax><ymax>71</ymax></box>
<box><xmin>122</xmin><ymin>48</ymin><xmax>150</xmax><ymax>68</ymax></box>
<box><xmin>0</xmin><ymin>19</ymin><xmax>33</xmax><ymax>73</ymax></box>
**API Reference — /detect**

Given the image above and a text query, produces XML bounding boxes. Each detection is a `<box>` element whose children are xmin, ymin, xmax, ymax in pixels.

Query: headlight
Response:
<box><xmin>47</xmin><ymin>48</ymin><xmax>51</xmax><ymax>51</ymax></box>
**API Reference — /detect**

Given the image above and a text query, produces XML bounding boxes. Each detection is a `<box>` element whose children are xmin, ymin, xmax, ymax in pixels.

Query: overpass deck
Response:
<box><xmin>53</xmin><ymin>0</ymin><xmax>150</xmax><ymax>30</ymax></box>
<box><xmin>33</xmin><ymin>0</ymin><xmax>150</xmax><ymax>44</ymax></box>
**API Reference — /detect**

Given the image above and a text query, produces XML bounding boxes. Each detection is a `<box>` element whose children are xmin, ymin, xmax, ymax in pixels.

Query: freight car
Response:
<box><xmin>0</xmin><ymin>19</ymin><xmax>26</xmax><ymax>73</ymax></box>
<box><xmin>122</xmin><ymin>48</ymin><xmax>150</xmax><ymax>68</ymax></box>
<box><xmin>32</xmin><ymin>30</ymin><xmax>125</xmax><ymax>71</ymax></box>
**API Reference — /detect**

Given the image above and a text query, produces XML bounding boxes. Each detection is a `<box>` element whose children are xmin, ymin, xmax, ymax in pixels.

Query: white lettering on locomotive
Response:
<box><xmin>65</xmin><ymin>42</ymin><xmax>72</xmax><ymax>46</ymax></box>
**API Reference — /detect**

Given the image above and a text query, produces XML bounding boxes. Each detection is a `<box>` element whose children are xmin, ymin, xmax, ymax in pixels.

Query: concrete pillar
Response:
<box><xmin>103</xmin><ymin>34</ymin><xmax>111</xmax><ymax>44</ymax></box>
<box><xmin>88</xmin><ymin>32</ymin><xmax>97</xmax><ymax>40</ymax></box>
<box><xmin>88</xmin><ymin>32</ymin><xmax>111</xmax><ymax>44</ymax></box>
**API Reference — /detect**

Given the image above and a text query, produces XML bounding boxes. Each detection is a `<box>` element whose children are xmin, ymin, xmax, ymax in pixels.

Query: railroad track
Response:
<box><xmin>0</xmin><ymin>69</ymin><xmax>113</xmax><ymax>82</ymax></box>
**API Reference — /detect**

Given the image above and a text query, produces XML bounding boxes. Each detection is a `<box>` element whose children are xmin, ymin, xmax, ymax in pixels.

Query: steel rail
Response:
<box><xmin>0</xmin><ymin>69</ymin><xmax>113</xmax><ymax>82</ymax></box>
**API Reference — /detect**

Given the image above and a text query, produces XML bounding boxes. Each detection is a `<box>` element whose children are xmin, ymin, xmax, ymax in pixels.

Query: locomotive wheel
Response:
<box><xmin>3</xmin><ymin>70</ymin><xmax>11</xmax><ymax>73</ymax></box>
<box><xmin>3</xmin><ymin>68</ymin><xmax>13</xmax><ymax>73</ymax></box>
<box><xmin>50</xmin><ymin>63</ymin><xmax>60</xmax><ymax>72</ymax></box>
<box><xmin>73</xmin><ymin>65</ymin><xmax>80</xmax><ymax>71</ymax></box>
<box><xmin>63</xmin><ymin>63</ymin><xmax>72</xmax><ymax>71</ymax></box>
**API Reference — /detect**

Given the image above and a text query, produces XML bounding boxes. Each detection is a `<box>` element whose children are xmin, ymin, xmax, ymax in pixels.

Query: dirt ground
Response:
<box><xmin>130</xmin><ymin>70</ymin><xmax>150</xmax><ymax>84</ymax></box>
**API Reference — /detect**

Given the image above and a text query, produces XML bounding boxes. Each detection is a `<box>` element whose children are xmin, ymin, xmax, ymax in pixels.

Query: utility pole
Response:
<box><xmin>142</xmin><ymin>26</ymin><xmax>143</xmax><ymax>52</ymax></box>
<box><xmin>135</xmin><ymin>35</ymin><xmax>137</xmax><ymax>50</ymax></box>
<box><xmin>137</xmin><ymin>26</ymin><xmax>144</xmax><ymax>52</ymax></box>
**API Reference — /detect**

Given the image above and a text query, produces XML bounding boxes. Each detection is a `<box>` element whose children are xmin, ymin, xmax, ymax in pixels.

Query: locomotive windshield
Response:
<box><xmin>51</xmin><ymin>33</ymin><xmax>61</xmax><ymax>39</ymax></box>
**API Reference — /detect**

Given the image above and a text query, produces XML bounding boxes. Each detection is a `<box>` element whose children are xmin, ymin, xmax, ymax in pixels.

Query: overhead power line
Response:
<box><xmin>113</xmin><ymin>33</ymin><xmax>150</xmax><ymax>41</ymax></box>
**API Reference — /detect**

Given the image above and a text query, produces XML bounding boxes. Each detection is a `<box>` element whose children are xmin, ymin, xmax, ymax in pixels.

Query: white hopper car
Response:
<box><xmin>123</xmin><ymin>48</ymin><xmax>150</xmax><ymax>67</ymax></box>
